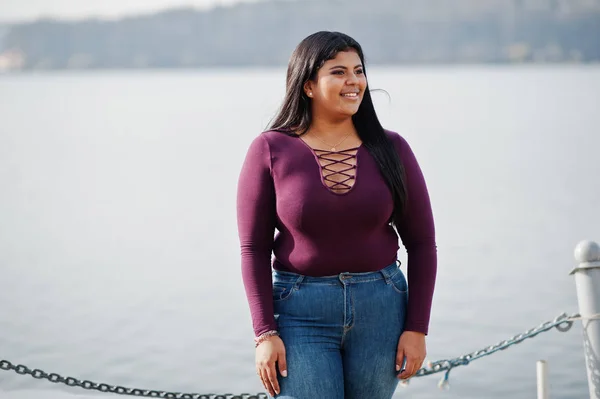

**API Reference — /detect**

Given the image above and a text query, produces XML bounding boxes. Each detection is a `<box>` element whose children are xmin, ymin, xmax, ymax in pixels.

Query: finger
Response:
<box><xmin>399</xmin><ymin>357</ymin><xmax>416</xmax><ymax>379</ymax></box>
<box><xmin>407</xmin><ymin>361</ymin><xmax>418</xmax><ymax>378</ymax></box>
<box><xmin>413</xmin><ymin>358</ymin><xmax>424</xmax><ymax>375</ymax></box>
<box><xmin>258</xmin><ymin>371</ymin><xmax>268</xmax><ymax>395</ymax></box>
<box><xmin>395</xmin><ymin>348</ymin><xmax>405</xmax><ymax>372</ymax></box>
<box><xmin>259</xmin><ymin>369</ymin><xmax>275</xmax><ymax>397</ymax></box>
<box><xmin>266</xmin><ymin>363</ymin><xmax>280</xmax><ymax>395</ymax></box>
<box><xmin>404</xmin><ymin>357</ymin><xmax>423</xmax><ymax>379</ymax></box>
<box><xmin>278</xmin><ymin>351</ymin><xmax>288</xmax><ymax>378</ymax></box>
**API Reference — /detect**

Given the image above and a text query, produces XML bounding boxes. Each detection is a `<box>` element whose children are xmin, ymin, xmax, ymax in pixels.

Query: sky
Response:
<box><xmin>0</xmin><ymin>0</ymin><xmax>255</xmax><ymax>22</ymax></box>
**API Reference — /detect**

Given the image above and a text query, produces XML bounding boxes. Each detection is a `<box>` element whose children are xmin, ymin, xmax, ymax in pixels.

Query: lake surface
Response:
<box><xmin>0</xmin><ymin>66</ymin><xmax>599</xmax><ymax>399</ymax></box>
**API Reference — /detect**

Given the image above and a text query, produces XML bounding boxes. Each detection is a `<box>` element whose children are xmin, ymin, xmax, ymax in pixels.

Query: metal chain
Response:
<box><xmin>402</xmin><ymin>312</ymin><xmax>578</xmax><ymax>389</ymax></box>
<box><xmin>0</xmin><ymin>312</ymin><xmax>582</xmax><ymax>394</ymax></box>
<box><xmin>0</xmin><ymin>359</ymin><xmax>267</xmax><ymax>399</ymax></box>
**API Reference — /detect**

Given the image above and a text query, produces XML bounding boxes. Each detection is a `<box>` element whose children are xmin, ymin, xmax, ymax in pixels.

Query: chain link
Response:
<box><xmin>401</xmin><ymin>312</ymin><xmax>578</xmax><ymax>389</ymax></box>
<box><xmin>0</xmin><ymin>358</ymin><xmax>267</xmax><ymax>398</ymax></box>
<box><xmin>0</xmin><ymin>312</ymin><xmax>583</xmax><ymax>394</ymax></box>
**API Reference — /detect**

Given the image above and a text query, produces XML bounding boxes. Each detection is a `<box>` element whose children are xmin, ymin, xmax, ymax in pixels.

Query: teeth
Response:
<box><xmin>342</xmin><ymin>93</ymin><xmax>358</xmax><ymax>97</ymax></box>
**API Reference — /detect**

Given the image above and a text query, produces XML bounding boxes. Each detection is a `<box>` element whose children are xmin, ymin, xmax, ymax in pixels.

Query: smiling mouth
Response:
<box><xmin>341</xmin><ymin>92</ymin><xmax>359</xmax><ymax>98</ymax></box>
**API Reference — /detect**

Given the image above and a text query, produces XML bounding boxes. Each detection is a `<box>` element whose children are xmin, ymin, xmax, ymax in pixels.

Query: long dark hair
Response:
<box><xmin>268</xmin><ymin>31</ymin><xmax>407</xmax><ymax>223</ymax></box>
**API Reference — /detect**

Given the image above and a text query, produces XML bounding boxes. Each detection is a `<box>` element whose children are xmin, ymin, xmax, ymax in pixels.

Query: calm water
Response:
<box><xmin>0</xmin><ymin>66</ymin><xmax>599</xmax><ymax>399</ymax></box>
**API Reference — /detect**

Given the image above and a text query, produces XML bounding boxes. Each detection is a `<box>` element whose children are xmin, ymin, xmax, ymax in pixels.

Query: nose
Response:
<box><xmin>346</xmin><ymin>72</ymin><xmax>359</xmax><ymax>84</ymax></box>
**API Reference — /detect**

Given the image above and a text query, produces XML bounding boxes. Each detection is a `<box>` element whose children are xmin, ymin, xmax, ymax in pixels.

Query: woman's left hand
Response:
<box><xmin>395</xmin><ymin>330</ymin><xmax>426</xmax><ymax>379</ymax></box>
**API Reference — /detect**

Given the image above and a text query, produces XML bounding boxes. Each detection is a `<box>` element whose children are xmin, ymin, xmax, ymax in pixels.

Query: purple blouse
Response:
<box><xmin>236</xmin><ymin>129</ymin><xmax>437</xmax><ymax>336</ymax></box>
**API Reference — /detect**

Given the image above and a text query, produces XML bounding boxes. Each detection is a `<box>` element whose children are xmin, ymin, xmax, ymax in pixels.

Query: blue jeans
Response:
<box><xmin>271</xmin><ymin>261</ymin><xmax>407</xmax><ymax>399</ymax></box>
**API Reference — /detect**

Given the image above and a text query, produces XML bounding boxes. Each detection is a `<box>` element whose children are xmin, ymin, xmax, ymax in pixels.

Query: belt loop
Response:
<box><xmin>380</xmin><ymin>265</ymin><xmax>392</xmax><ymax>283</ymax></box>
<box><xmin>381</xmin><ymin>260</ymin><xmax>400</xmax><ymax>283</ymax></box>
<box><xmin>294</xmin><ymin>275</ymin><xmax>304</xmax><ymax>290</ymax></box>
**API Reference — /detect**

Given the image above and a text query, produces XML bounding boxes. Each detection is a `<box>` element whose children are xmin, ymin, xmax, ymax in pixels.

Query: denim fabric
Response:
<box><xmin>271</xmin><ymin>261</ymin><xmax>407</xmax><ymax>399</ymax></box>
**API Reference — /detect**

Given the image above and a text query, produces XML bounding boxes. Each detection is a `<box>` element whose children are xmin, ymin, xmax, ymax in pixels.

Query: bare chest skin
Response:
<box><xmin>299</xmin><ymin>135</ymin><xmax>362</xmax><ymax>194</ymax></box>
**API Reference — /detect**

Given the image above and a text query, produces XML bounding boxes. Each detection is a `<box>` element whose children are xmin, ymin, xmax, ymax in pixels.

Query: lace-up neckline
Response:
<box><xmin>298</xmin><ymin>138</ymin><xmax>361</xmax><ymax>195</ymax></box>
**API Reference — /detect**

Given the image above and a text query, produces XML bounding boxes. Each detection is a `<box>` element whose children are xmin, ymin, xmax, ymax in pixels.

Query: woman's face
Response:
<box><xmin>305</xmin><ymin>50</ymin><xmax>367</xmax><ymax>119</ymax></box>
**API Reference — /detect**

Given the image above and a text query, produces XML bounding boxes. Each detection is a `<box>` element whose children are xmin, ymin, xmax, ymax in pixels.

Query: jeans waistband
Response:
<box><xmin>272</xmin><ymin>261</ymin><xmax>401</xmax><ymax>284</ymax></box>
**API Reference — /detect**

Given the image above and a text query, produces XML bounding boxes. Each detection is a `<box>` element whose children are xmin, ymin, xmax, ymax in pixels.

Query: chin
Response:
<box><xmin>341</xmin><ymin>106</ymin><xmax>361</xmax><ymax>117</ymax></box>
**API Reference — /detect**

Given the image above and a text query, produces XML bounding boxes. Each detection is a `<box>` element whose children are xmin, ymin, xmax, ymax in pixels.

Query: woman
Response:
<box><xmin>236</xmin><ymin>31</ymin><xmax>437</xmax><ymax>399</ymax></box>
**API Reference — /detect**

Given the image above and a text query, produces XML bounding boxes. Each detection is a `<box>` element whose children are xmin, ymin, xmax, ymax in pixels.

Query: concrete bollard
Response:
<box><xmin>536</xmin><ymin>360</ymin><xmax>549</xmax><ymax>399</ymax></box>
<box><xmin>571</xmin><ymin>240</ymin><xmax>600</xmax><ymax>399</ymax></box>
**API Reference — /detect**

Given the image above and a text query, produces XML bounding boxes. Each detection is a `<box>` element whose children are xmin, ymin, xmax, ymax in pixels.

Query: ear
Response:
<box><xmin>303</xmin><ymin>81</ymin><xmax>314</xmax><ymax>97</ymax></box>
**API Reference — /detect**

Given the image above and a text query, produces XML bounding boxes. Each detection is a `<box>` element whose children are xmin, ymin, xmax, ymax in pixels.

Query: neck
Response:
<box><xmin>308</xmin><ymin>116</ymin><xmax>357</xmax><ymax>140</ymax></box>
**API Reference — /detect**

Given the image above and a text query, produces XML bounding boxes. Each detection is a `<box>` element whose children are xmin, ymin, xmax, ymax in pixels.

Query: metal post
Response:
<box><xmin>536</xmin><ymin>360</ymin><xmax>549</xmax><ymax>399</ymax></box>
<box><xmin>571</xmin><ymin>240</ymin><xmax>600</xmax><ymax>399</ymax></box>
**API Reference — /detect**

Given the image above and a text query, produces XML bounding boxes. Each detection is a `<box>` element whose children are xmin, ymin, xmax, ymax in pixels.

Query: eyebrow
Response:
<box><xmin>329</xmin><ymin>65</ymin><xmax>363</xmax><ymax>70</ymax></box>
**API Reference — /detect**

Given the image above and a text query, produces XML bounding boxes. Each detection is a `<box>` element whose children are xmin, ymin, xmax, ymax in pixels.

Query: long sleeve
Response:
<box><xmin>236</xmin><ymin>134</ymin><xmax>278</xmax><ymax>337</ymax></box>
<box><xmin>392</xmin><ymin>134</ymin><xmax>437</xmax><ymax>335</ymax></box>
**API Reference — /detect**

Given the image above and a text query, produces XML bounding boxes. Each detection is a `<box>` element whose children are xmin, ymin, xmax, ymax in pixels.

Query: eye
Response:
<box><xmin>332</xmin><ymin>70</ymin><xmax>344</xmax><ymax>75</ymax></box>
<box><xmin>356</xmin><ymin>69</ymin><xmax>364</xmax><ymax>75</ymax></box>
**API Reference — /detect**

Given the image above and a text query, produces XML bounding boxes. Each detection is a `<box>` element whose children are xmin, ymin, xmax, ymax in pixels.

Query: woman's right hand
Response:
<box><xmin>256</xmin><ymin>335</ymin><xmax>287</xmax><ymax>397</ymax></box>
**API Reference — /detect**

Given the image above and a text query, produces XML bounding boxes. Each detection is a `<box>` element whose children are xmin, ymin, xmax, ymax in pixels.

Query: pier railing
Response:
<box><xmin>1</xmin><ymin>240</ymin><xmax>599</xmax><ymax>398</ymax></box>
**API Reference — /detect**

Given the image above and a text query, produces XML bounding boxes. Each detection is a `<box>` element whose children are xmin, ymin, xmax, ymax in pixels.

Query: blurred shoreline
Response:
<box><xmin>1</xmin><ymin>0</ymin><xmax>599</xmax><ymax>72</ymax></box>
<box><xmin>1</xmin><ymin>63</ymin><xmax>599</xmax><ymax>77</ymax></box>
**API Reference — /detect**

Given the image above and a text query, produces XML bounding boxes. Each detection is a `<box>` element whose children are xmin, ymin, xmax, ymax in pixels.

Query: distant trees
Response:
<box><xmin>1</xmin><ymin>0</ymin><xmax>599</xmax><ymax>70</ymax></box>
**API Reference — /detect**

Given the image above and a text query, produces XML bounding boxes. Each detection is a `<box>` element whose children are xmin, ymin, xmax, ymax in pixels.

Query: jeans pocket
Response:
<box><xmin>272</xmin><ymin>281</ymin><xmax>297</xmax><ymax>302</ymax></box>
<box><xmin>389</xmin><ymin>269</ymin><xmax>408</xmax><ymax>294</ymax></box>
